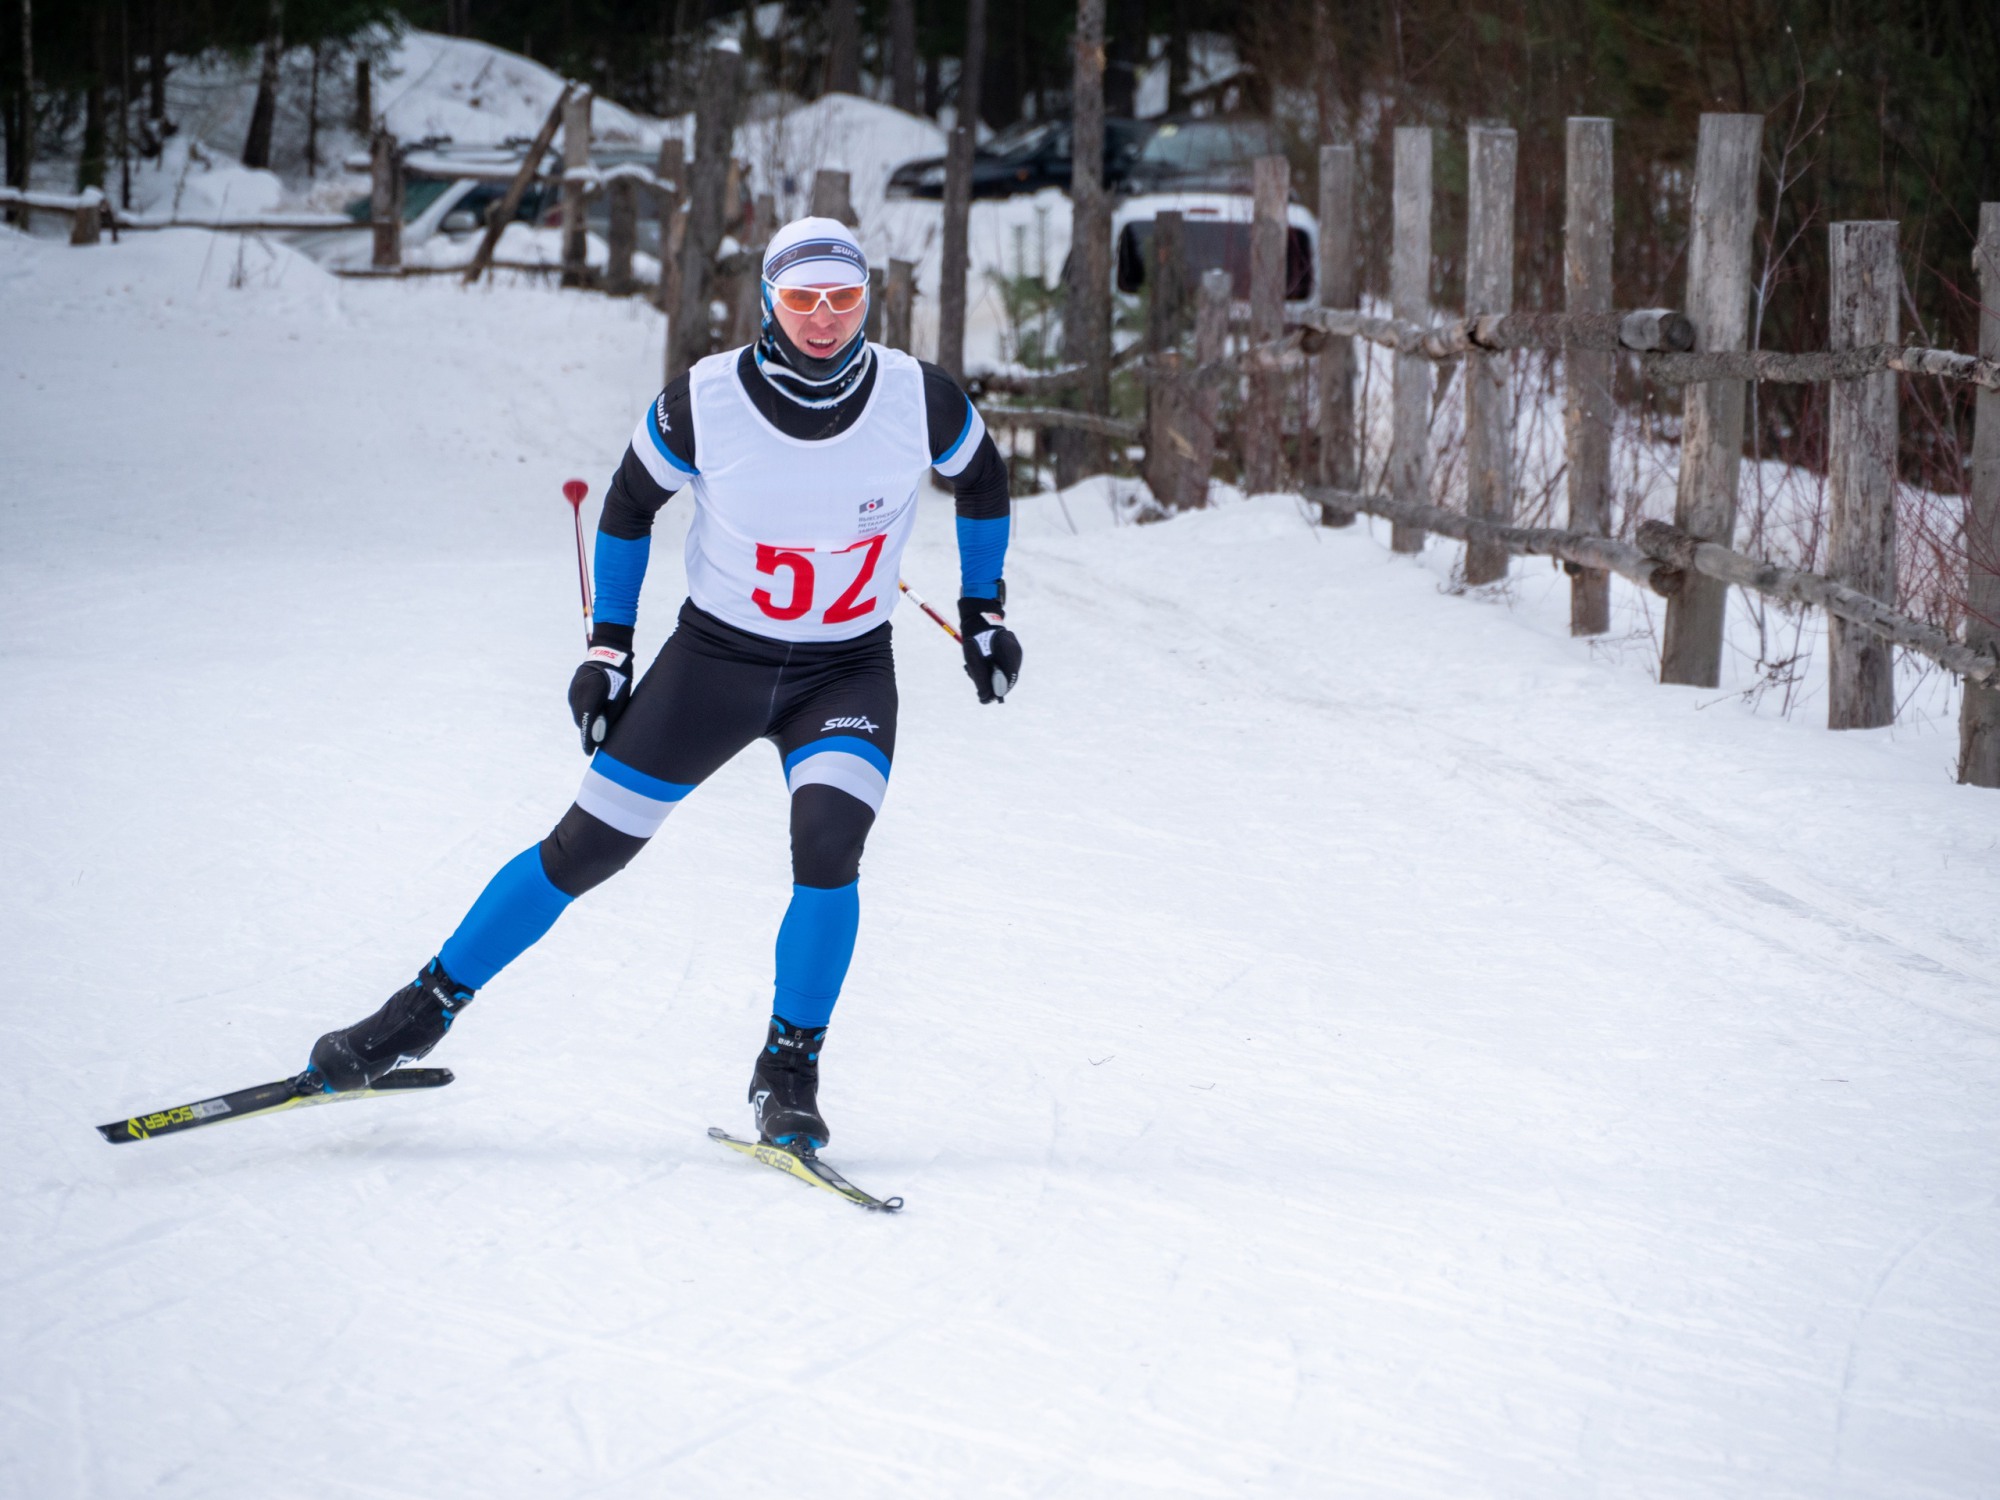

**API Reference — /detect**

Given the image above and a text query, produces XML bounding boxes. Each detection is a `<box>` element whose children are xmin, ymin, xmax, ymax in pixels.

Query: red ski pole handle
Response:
<box><xmin>563</xmin><ymin>479</ymin><xmax>592</xmax><ymax>645</ymax></box>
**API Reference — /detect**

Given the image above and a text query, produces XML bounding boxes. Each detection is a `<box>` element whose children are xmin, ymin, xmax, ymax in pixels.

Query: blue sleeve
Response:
<box><xmin>956</xmin><ymin>514</ymin><xmax>1009</xmax><ymax>600</ymax></box>
<box><xmin>592</xmin><ymin>532</ymin><xmax>652</xmax><ymax>629</ymax></box>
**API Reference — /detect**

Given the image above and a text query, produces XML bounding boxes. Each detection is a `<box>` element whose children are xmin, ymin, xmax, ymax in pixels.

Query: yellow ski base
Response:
<box><xmin>708</xmin><ymin>1127</ymin><xmax>903</xmax><ymax>1212</ymax></box>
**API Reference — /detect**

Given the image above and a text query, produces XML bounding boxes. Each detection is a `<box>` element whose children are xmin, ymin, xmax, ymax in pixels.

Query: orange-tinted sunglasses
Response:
<box><xmin>768</xmin><ymin>282</ymin><xmax>867</xmax><ymax>315</ymax></box>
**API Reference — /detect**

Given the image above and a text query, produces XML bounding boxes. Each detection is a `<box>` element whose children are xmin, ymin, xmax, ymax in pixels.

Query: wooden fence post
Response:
<box><xmin>1565</xmin><ymin>117</ymin><xmax>1615</xmax><ymax>635</ymax></box>
<box><xmin>1960</xmin><ymin>206</ymin><xmax>2000</xmax><ymax>784</ymax></box>
<box><xmin>606</xmin><ymin>174</ymin><xmax>637</xmax><ymax>294</ymax></box>
<box><xmin>730</xmin><ymin>191</ymin><xmax>776</xmax><ymax>345</ymax></box>
<box><xmin>1144</xmin><ymin>211</ymin><xmax>1191</xmax><ymax>507</ymax></box>
<box><xmin>1244</xmin><ymin>154</ymin><xmax>1289</xmax><ymax>493</ymax></box>
<box><xmin>1463</xmin><ymin>125</ymin><xmax>1517</xmax><ymax>585</ymax></box>
<box><xmin>1825</xmin><ymin>220</ymin><xmax>1901</xmax><ymax>729</ymax></box>
<box><xmin>809</xmin><ymin>168</ymin><xmax>856</xmax><ymax>226</ymax></box>
<box><xmin>70</xmin><ymin>192</ymin><xmax>103</xmax><ymax>246</ymax></box>
<box><xmin>1182</xmin><ymin>268</ymin><xmax>1230</xmax><ymax>509</ymax></box>
<box><xmin>653</xmin><ymin>137</ymin><xmax>685</xmax><ymax>316</ymax></box>
<box><xmin>369</xmin><ymin>128</ymin><xmax>401</xmax><ymax>270</ymax></box>
<box><xmin>670</xmin><ymin>41</ymin><xmax>743</xmax><ymax>381</ymax></box>
<box><xmin>1389</xmin><ymin>126</ymin><xmax>1433</xmax><ymax>553</ymax></box>
<box><xmin>1316</xmin><ymin>143</ymin><xmax>1357</xmax><ymax>526</ymax></box>
<box><xmin>1660</xmin><ymin>112</ymin><xmax>1762</xmax><ymax>687</ymax></box>
<box><xmin>559</xmin><ymin>88</ymin><xmax>592</xmax><ymax>287</ymax></box>
<box><xmin>885</xmin><ymin>257</ymin><xmax>916</xmax><ymax>351</ymax></box>
<box><xmin>865</xmin><ymin>266</ymin><xmax>886</xmax><ymax>342</ymax></box>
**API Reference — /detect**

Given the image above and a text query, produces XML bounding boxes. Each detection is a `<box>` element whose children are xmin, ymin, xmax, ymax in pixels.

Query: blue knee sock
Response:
<box><xmin>772</xmin><ymin>880</ymin><xmax>859</xmax><ymax>1029</ymax></box>
<box><xmin>437</xmin><ymin>847</ymin><xmax>574</xmax><ymax>990</ymax></box>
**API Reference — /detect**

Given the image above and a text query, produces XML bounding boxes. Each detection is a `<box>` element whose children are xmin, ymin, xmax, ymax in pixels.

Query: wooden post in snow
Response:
<box><xmin>1462</xmin><ymin>124</ymin><xmax>1516</xmax><ymax>585</ymax></box>
<box><xmin>730</xmin><ymin>191</ymin><xmax>776</xmax><ymax>346</ymax></box>
<box><xmin>1960</xmin><ymin>206</ymin><xmax>2000</xmax><ymax>784</ymax></box>
<box><xmin>1825</xmin><ymin>220</ymin><xmax>1901</xmax><ymax>730</ymax></box>
<box><xmin>69</xmin><ymin>194</ymin><xmax>103</xmax><ymax>245</ymax></box>
<box><xmin>1144</xmin><ymin>210</ymin><xmax>1191</xmax><ymax>508</ymax></box>
<box><xmin>1315</xmin><ymin>143</ymin><xmax>1357</xmax><ymax>526</ymax></box>
<box><xmin>1388</xmin><ymin>126</ymin><xmax>1433</xmax><ymax>553</ymax></box>
<box><xmin>670</xmin><ymin>40</ymin><xmax>744</xmax><ymax>381</ymax></box>
<box><xmin>1660</xmin><ymin>113</ymin><xmax>1762</xmax><ymax>687</ymax></box>
<box><xmin>865</xmin><ymin>266</ymin><xmax>886</xmax><ymax>342</ymax></box>
<box><xmin>606</xmin><ymin>175</ymin><xmax>638</xmax><ymax>294</ymax></box>
<box><xmin>1564</xmin><ymin>117</ymin><xmax>1615</xmax><ymax>635</ymax></box>
<box><xmin>370</xmin><ymin>128</ymin><xmax>402</xmax><ymax>270</ymax></box>
<box><xmin>559</xmin><ymin>89</ymin><xmax>593</xmax><ymax>287</ymax></box>
<box><xmin>1244</xmin><ymin>154</ymin><xmax>1289</xmax><ymax>493</ymax></box>
<box><xmin>885</xmin><ymin>258</ymin><xmax>916</xmax><ymax>351</ymax></box>
<box><xmin>809</xmin><ymin>168</ymin><xmax>857</xmax><ymax>227</ymax></box>
<box><xmin>1183</xmin><ymin>267</ymin><xmax>1230</xmax><ymax>509</ymax></box>
<box><xmin>653</xmin><ymin>136</ymin><xmax>686</xmax><ymax>315</ymax></box>
<box><xmin>463</xmin><ymin>86</ymin><xmax>570</xmax><ymax>287</ymax></box>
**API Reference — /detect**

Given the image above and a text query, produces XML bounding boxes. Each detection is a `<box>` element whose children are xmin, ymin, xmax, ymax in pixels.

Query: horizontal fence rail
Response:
<box><xmin>1305</xmin><ymin>486</ymin><xmax>2000</xmax><ymax>690</ymax></box>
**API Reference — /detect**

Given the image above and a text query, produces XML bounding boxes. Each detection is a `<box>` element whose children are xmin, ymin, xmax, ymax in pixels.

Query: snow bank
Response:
<box><xmin>374</xmin><ymin>29</ymin><xmax>660</xmax><ymax>149</ymax></box>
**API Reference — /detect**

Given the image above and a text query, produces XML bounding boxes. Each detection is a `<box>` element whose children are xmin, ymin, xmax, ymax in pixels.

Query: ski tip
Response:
<box><xmin>96</xmin><ymin>1120</ymin><xmax>141</xmax><ymax>1144</ymax></box>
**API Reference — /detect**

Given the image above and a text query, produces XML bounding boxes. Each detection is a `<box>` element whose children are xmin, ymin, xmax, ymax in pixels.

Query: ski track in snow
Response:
<box><xmin>4</xmin><ymin>226</ymin><xmax>2000</xmax><ymax>1498</ymax></box>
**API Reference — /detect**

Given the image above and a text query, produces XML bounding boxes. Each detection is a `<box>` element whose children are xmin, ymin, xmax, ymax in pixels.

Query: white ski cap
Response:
<box><xmin>762</xmin><ymin>216</ymin><xmax>868</xmax><ymax>287</ymax></box>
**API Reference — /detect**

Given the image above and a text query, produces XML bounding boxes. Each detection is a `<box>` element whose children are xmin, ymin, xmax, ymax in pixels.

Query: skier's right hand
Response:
<box><xmin>567</xmin><ymin>628</ymin><xmax>633</xmax><ymax>753</ymax></box>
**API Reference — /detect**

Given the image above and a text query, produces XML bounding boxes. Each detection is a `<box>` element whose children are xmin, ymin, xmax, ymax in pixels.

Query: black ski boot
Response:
<box><xmin>749</xmin><ymin>1016</ymin><xmax>829</xmax><ymax>1150</ymax></box>
<box><xmin>307</xmin><ymin>957</ymin><xmax>475</xmax><ymax>1093</ymax></box>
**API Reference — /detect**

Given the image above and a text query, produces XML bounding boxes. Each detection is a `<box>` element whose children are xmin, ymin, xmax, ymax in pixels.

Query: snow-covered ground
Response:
<box><xmin>5</xmin><ymin>226</ymin><xmax>2000</xmax><ymax>1499</ymax></box>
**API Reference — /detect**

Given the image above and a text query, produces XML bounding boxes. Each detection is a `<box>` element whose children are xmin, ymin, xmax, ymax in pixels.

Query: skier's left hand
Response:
<box><xmin>957</xmin><ymin>592</ymin><xmax>1021</xmax><ymax>704</ymax></box>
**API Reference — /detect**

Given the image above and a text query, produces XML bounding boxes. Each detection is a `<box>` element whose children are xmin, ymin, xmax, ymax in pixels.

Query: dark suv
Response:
<box><xmin>1119</xmin><ymin>116</ymin><xmax>1289</xmax><ymax>195</ymax></box>
<box><xmin>885</xmin><ymin>118</ymin><xmax>1152</xmax><ymax>200</ymax></box>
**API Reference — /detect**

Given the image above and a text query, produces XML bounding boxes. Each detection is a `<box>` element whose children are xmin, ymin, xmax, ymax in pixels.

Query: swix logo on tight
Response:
<box><xmin>681</xmin><ymin>346</ymin><xmax>933</xmax><ymax>642</ymax></box>
<box><xmin>822</xmin><ymin>716</ymin><xmax>878</xmax><ymax>733</ymax></box>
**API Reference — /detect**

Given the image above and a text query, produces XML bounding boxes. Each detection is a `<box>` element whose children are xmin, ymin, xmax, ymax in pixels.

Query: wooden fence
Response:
<box><xmin>20</xmin><ymin>95</ymin><xmax>2000</xmax><ymax>786</ymax></box>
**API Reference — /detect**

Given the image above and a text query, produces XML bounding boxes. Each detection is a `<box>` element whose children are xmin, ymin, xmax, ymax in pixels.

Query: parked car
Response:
<box><xmin>1113</xmin><ymin>191</ymin><xmax>1319</xmax><ymax>306</ymax></box>
<box><xmin>885</xmin><ymin>117</ymin><xmax>1153</xmax><ymax>200</ymax></box>
<box><xmin>1120</xmin><ymin>116</ymin><xmax>1291</xmax><ymax>196</ymax></box>
<box><xmin>343</xmin><ymin>153</ymin><xmax>561</xmax><ymax>244</ymax></box>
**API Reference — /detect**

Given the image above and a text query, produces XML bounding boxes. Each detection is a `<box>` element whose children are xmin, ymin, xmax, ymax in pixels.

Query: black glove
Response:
<box><xmin>567</xmin><ymin>626</ymin><xmax>633</xmax><ymax>752</ymax></box>
<box><xmin>958</xmin><ymin>591</ymin><xmax>1022</xmax><ymax>704</ymax></box>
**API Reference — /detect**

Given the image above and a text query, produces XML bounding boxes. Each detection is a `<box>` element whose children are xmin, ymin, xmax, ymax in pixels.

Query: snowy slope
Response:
<box><xmin>4</xmin><ymin>226</ymin><xmax>2000</xmax><ymax>1499</ymax></box>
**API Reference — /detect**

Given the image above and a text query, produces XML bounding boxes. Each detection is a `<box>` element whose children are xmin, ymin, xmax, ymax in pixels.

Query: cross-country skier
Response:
<box><xmin>303</xmin><ymin>217</ymin><xmax>1021</xmax><ymax>1152</ymax></box>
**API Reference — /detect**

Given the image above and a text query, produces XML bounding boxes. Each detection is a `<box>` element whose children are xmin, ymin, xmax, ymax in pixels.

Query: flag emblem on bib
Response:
<box><xmin>859</xmin><ymin>497</ymin><xmax>884</xmax><ymax>515</ymax></box>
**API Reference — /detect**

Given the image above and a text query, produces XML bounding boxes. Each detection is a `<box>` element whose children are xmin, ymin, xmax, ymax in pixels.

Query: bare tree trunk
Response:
<box><xmin>1143</xmin><ymin>210</ymin><xmax>1188</xmax><ymax>505</ymax></box>
<box><xmin>936</xmin><ymin>0</ymin><xmax>987</xmax><ymax>376</ymax></box>
<box><xmin>242</xmin><ymin>0</ymin><xmax>284</xmax><ymax>170</ymax></box>
<box><xmin>13</xmin><ymin>0</ymin><xmax>33</xmax><ymax>225</ymax></box>
<box><xmin>889</xmin><ymin>0</ymin><xmax>918</xmax><ymax>113</ymax></box>
<box><xmin>1388</xmin><ymin>126</ymin><xmax>1433</xmax><ymax>553</ymax></box>
<box><xmin>1960</xmin><ymin>204</ymin><xmax>2000</xmax><ymax>785</ymax></box>
<box><xmin>1104</xmin><ymin>0</ymin><xmax>1141</xmax><ymax>117</ymax></box>
<box><xmin>80</xmin><ymin>5</ymin><xmax>108</xmax><ymax>191</ymax></box>
<box><xmin>304</xmin><ymin>39</ymin><xmax>320</xmax><ymax>178</ymax></box>
<box><xmin>1056</xmin><ymin>0</ymin><xmax>1110</xmax><ymax>483</ymax></box>
<box><xmin>1166</xmin><ymin>0</ymin><xmax>1187</xmax><ymax>113</ymax></box>
<box><xmin>827</xmin><ymin>0</ymin><xmax>860</xmax><ymax>94</ymax></box>
<box><xmin>672</xmin><ymin>42</ymin><xmax>745</xmax><ymax>378</ymax></box>
<box><xmin>353</xmin><ymin>56</ymin><xmax>371</xmax><ymax>133</ymax></box>
<box><xmin>147</xmin><ymin>0</ymin><xmax>164</xmax><ymax>129</ymax></box>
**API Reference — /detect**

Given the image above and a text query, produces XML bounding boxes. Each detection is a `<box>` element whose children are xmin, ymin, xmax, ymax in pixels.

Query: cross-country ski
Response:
<box><xmin>97</xmin><ymin>1069</ymin><xmax>455</xmax><ymax>1144</ymax></box>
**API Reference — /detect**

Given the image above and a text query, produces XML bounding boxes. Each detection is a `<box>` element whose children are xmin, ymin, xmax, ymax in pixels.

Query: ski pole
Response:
<box><xmin>901</xmin><ymin>578</ymin><xmax>1010</xmax><ymax>701</ymax></box>
<box><xmin>897</xmin><ymin>578</ymin><xmax>960</xmax><ymax>642</ymax></box>
<box><xmin>562</xmin><ymin>478</ymin><xmax>592</xmax><ymax>646</ymax></box>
